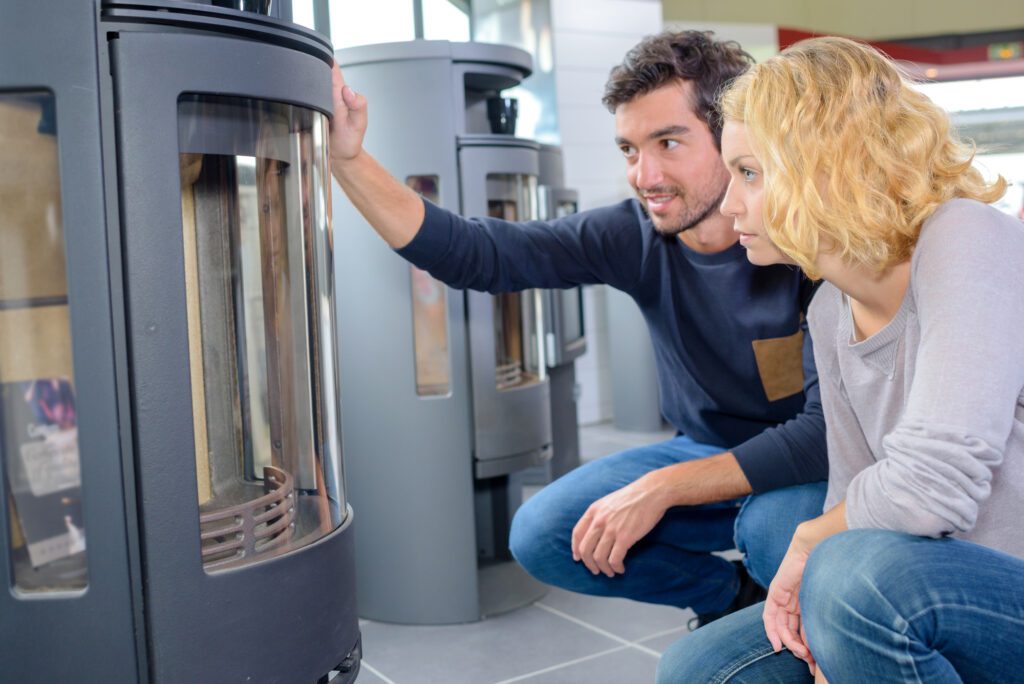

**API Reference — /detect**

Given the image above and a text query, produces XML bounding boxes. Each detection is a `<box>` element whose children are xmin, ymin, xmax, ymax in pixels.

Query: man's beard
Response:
<box><xmin>642</xmin><ymin>184</ymin><xmax>727</xmax><ymax>237</ymax></box>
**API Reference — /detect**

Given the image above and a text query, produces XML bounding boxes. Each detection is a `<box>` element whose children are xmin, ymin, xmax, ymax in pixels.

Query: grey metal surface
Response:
<box><xmin>606</xmin><ymin>287</ymin><xmax>664</xmax><ymax>432</ymax></box>
<box><xmin>335</xmin><ymin>41</ymin><xmax>556</xmax><ymax>624</ymax></box>
<box><xmin>339</xmin><ymin>41</ymin><xmax>533</xmax><ymax>140</ymax></box>
<box><xmin>111</xmin><ymin>27</ymin><xmax>358</xmax><ymax>682</ymax></box>
<box><xmin>458</xmin><ymin>142</ymin><xmax>553</xmax><ymax>472</ymax></box>
<box><xmin>336</xmin><ymin>39</ymin><xmax>532</xmax><ymax>79</ymax></box>
<box><xmin>333</xmin><ymin>48</ymin><xmax>481</xmax><ymax>624</ymax></box>
<box><xmin>538</xmin><ymin>143</ymin><xmax>567</xmax><ymax>189</ymax></box>
<box><xmin>102</xmin><ymin>0</ymin><xmax>334</xmax><ymax>65</ymax></box>
<box><xmin>548</xmin><ymin>362</ymin><xmax>582</xmax><ymax>479</ymax></box>
<box><xmin>535</xmin><ymin>144</ymin><xmax>583</xmax><ymax>480</ymax></box>
<box><xmin>537</xmin><ymin>146</ymin><xmax>585</xmax><ymax>366</ymax></box>
<box><xmin>0</xmin><ymin>1</ymin><xmax>141</xmax><ymax>681</ymax></box>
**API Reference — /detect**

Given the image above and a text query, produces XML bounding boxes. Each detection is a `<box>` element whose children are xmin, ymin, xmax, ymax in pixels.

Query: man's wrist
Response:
<box><xmin>635</xmin><ymin>470</ymin><xmax>676</xmax><ymax>511</ymax></box>
<box><xmin>330</xmin><ymin>147</ymin><xmax>365</xmax><ymax>181</ymax></box>
<box><xmin>648</xmin><ymin>451</ymin><xmax>752</xmax><ymax>508</ymax></box>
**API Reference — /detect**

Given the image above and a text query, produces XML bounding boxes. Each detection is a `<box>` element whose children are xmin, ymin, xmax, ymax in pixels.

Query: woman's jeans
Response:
<box><xmin>507</xmin><ymin>434</ymin><xmax>828</xmax><ymax>614</ymax></box>
<box><xmin>657</xmin><ymin>529</ymin><xmax>1024</xmax><ymax>683</ymax></box>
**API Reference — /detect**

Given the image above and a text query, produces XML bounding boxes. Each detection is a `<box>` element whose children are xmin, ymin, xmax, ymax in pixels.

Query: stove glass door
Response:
<box><xmin>486</xmin><ymin>173</ymin><xmax>544</xmax><ymax>390</ymax></box>
<box><xmin>178</xmin><ymin>94</ymin><xmax>344</xmax><ymax>572</ymax></box>
<box><xmin>406</xmin><ymin>175</ymin><xmax>451</xmax><ymax>397</ymax></box>
<box><xmin>1</xmin><ymin>91</ymin><xmax>88</xmax><ymax>594</ymax></box>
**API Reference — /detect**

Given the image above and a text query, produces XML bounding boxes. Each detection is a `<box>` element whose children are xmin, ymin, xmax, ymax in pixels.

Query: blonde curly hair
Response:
<box><xmin>720</xmin><ymin>36</ymin><xmax>1006</xmax><ymax>278</ymax></box>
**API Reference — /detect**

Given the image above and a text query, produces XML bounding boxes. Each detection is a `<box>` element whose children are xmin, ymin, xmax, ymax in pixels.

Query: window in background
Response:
<box><xmin>292</xmin><ymin>0</ymin><xmax>316</xmax><ymax>30</ymax></box>
<box><xmin>329</xmin><ymin>0</ymin><xmax>416</xmax><ymax>49</ymax></box>
<box><xmin>423</xmin><ymin>0</ymin><xmax>471</xmax><ymax>41</ymax></box>
<box><xmin>916</xmin><ymin>75</ymin><xmax>1024</xmax><ymax>219</ymax></box>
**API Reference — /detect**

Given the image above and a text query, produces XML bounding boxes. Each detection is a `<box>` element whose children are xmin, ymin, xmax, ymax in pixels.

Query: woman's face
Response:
<box><xmin>719</xmin><ymin>121</ymin><xmax>792</xmax><ymax>267</ymax></box>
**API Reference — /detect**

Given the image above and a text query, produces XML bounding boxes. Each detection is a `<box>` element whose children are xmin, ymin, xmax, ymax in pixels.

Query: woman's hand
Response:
<box><xmin>764</xmin><ymin>536</ymin><xmax>814</xmax><ymax>663</ymax></box>
<box><xmin>763</xmin><ymin>502</ymin><xmax>849</xmax><ymax>673</ymax></box>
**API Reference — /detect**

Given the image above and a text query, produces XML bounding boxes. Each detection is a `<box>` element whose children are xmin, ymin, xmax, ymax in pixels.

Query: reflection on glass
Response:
<box><xmin>406</xmin><ymin>176</ymin><xmax>451</xmax><ymax>396</ymax></box>
<box><xmin>560</xmin><ymin>289</ymin><xmax>584</xmax><ymax>344</ymax></box>
<box><xmin>556</xmin><ymin>200</ymin><xmax>578</xmax><ymax>219</ymax></box>
<box><xmin>0</xmin><ymin>91</ymin><xmax>88</xmax><ymax>593</ymax></box>
<box><xmin>487</xmin><ymin>174</ymin><xmax>544</xmax><ymax>390</ymax></box>
<box><xmin>179</xmin><ymin>95</ymin><xmax>345</xmax><ymax>572</ymax></box>
<box><xmin>556</xmin><ymin>201</ymin><xmax>583</xmax><ymax>345</ymax></box>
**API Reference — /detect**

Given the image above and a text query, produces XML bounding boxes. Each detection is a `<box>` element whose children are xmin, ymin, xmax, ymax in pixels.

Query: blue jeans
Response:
<box><xmin>657</xmin><ymin>529</ymin><xmax>1024</xmax><ymax>683</ymax></box>
<box><xmin>508</xmin><ymin>434</ymin><xmax>827</xmax><ymax>614</ymax></box>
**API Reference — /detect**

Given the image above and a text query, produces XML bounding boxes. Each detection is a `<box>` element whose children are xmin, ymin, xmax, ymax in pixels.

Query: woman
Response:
<box><xmin>658</xmin><ymin>36</ymin><xmax>1024</xmax><ymax>683</ymax></box>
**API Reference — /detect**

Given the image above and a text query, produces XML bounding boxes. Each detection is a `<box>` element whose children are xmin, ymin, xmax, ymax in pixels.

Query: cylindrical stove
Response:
<box><xmin>0</xmin><ymin>2</ymin><xmax>360</xmax><ymax>682</ymax></box>
<box><xmin>334</xmin><ymin>40</ymin><xmax>587</xmax><ymax>625</ymax></box>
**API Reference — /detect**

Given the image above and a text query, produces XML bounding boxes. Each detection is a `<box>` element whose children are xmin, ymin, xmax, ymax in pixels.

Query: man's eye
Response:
<box><xmin>661</xmin><ymin>139</ymin><xmax>679</xmax><ymax>150</ymax></box>
<box><xmin>619</xmin><ymin>145</ymin><xmax>636</xmax><ymax>157</ymax></box>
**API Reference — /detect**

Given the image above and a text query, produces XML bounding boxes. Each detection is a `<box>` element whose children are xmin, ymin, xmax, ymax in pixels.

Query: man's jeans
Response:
<box><xmin>508</xmin><ymin>434</ymin><xmax>827</xmax><ymax>614</ymax></box>
<box><xmin>657</xmin><ymin>529</ymin><xmax>1024</xmax><ymax>683</ymax></box>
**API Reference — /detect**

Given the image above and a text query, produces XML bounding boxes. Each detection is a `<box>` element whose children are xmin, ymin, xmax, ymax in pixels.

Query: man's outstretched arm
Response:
<box><xmin>328</xmin><ymin>61</ymin><xmax>423</xmax><ymax>249</ymax></box>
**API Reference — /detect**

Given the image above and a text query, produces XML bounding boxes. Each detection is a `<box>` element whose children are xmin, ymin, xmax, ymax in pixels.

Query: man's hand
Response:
<box><xmin>330</xmin><ymin>61</ymin><xmax>368</xmax><ymax>164</ymax></box>
<box><xmin>569</xmin><ymin>452</ymin><xmax>753</xmax><ymax>578</ymax></box>
<box><xmin>326</xmin><ymin>61</ymin><xmax>423</xmax><ymax>248</ymax></box>
<box><xmin>571</xmin><ymin>477</ymin><xmax>669</xmax><ymax>577</ymax></box>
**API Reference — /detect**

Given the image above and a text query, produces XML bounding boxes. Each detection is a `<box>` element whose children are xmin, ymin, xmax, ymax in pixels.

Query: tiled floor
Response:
<box><xmin>355</xmin><ymin>421</ymin><xmax>701</xmax><ymax>684</ymax></box>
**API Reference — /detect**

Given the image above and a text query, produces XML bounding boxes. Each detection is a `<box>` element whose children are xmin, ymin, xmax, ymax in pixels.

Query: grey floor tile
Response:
<box><xmin>351</xmin><ymin>662</ymin><xmax>392</xmax><ymax>683</ymax></box>
<box><xmin>352</xmin><ymin>424</ymin><xmax>724</xmax><ymax>684</ymax></box>
<box><xmin>579</xmin><ymin>424</ymin><xmax>675</xmax><ymax>462</ymax></box>
<box><xmin>498</xmin><ymin>645</ymin><xmax>660</xmax><ymax>684</ymax></box>
<box><xmin>636</xmin><ymin>626</ymin><xmax>692</xmax><ymax>655</ymax></box>
<box><xmin>536</xmin><ymin>587</ymin><xmax>692</xmax><ymax>643</ymax></box>
<box><xmin>578</xmin><ymin>437</ymin><xmax>626</xmax><ymax>462</ymax></box>
<box><xmin>359</xmin><ymin>605</ymin><xmax>621</xmax><ymax>684</ymax></box>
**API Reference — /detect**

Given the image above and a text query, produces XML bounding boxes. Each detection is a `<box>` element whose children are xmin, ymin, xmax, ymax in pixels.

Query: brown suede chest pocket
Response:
<box><xmin>751</xmin><ymin>329</ymin><xmax>805</xmax><ymax>402</ymax></box>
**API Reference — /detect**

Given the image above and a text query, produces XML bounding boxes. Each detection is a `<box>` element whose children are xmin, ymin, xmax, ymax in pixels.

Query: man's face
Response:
<box><xmin>614</xmin><ymin>80</ymin><xmax>731</xmax><ymax>236</ymax></box>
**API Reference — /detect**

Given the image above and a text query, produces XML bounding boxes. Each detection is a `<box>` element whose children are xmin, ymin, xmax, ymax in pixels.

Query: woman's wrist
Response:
<box><xmin>792</xmin><ymin>501</ymin><xmax>849</xmax><ymax>555</ymax></box>
<box><xmin>791</xmin><ymin>521</ymin><xmax>822</xmax><ymax>554</ymax></box>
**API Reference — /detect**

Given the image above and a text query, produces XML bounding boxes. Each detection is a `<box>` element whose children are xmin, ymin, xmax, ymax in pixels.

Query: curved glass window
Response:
<box><xmin>1</xmin><ymin>91</ymin><xmax>88</xmax><ymax>593</ymax></box>
<box><xmin>406</xmin><ymin>176</ymin><xmax>451</xmax><ymax>397</ymax></box>
<box><xmin>178</xmin><ymin>95</ymin><xmax>344</xmax><ymax>572</ymax></box>
<box><xmin>487</xmin><ymin>173</ymin><xmax>544</xmax><ymax>390</ymax></box>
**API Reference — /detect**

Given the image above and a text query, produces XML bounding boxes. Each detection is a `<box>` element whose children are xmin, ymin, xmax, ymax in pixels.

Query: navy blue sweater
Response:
<box><xmin>398</xmin><ymin>198</ymin><xmax>827</xmax><ymax>491</ymax></box>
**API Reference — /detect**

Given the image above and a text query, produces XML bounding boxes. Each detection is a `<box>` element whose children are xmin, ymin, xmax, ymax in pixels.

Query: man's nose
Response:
<box><xmin>634</xmin><ymin>152</ymin><xmax>664</xmax><ymax>190</ymax></box>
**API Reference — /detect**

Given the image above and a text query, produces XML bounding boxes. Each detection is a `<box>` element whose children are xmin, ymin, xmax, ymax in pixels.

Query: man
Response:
<box><xmin>329</xmin><ymin>31</ymin><xmax>828</xmax><ymax>625</ymax></box>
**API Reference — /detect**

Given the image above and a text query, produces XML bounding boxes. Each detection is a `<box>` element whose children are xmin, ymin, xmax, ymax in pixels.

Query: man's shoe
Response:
<box><xmin>688</xmin><ymin>560</ymin><xmax>767</xmax><ymax>630</ymax></box>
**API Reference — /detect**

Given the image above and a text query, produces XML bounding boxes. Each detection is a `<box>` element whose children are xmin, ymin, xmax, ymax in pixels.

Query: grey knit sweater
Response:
<box><xmin>811</xmin><ymin>198</ymin><xmax>1024</xmax><ymax>558</ymax></box>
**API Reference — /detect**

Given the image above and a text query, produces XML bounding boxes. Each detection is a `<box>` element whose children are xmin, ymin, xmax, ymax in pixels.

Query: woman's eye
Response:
<box><xmin>741</xmin><ymin>168</ymin><xmax>758</xmax><ymax>182</ymax></box>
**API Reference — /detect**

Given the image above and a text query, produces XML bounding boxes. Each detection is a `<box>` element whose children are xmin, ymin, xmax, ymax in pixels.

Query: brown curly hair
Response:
<box><xmin>602</xmin><ymin>30</ymin><xmax>753</xmax><ymax>147</ymax></box>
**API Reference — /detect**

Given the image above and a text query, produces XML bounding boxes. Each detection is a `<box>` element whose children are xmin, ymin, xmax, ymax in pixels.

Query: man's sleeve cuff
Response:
<box><xmin>732</xmin><ymin>432</ymin><xmax>798</xmax><ymax>494</ymax></box>
<box><xmin>395</xmin><ymin>198</ymin><xmax>454</xmax><ymax>269</ymax></box>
